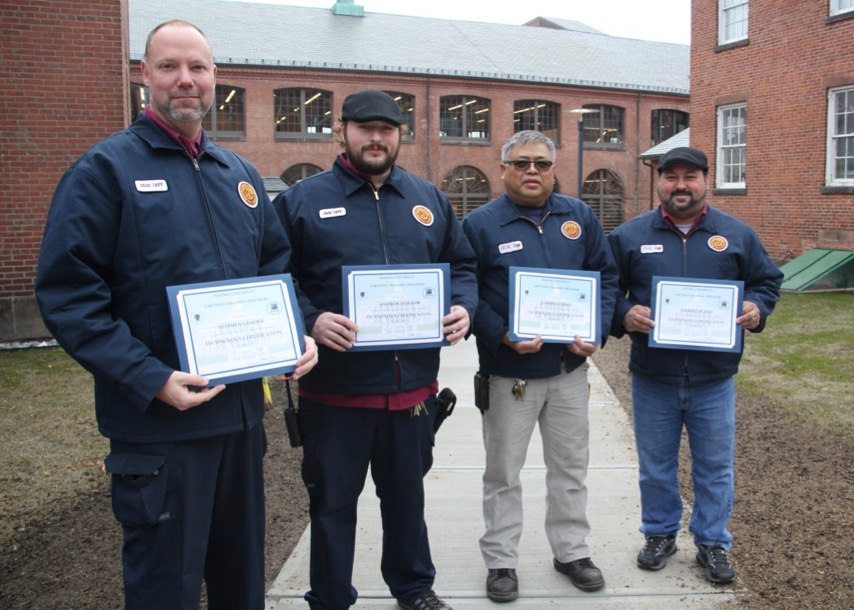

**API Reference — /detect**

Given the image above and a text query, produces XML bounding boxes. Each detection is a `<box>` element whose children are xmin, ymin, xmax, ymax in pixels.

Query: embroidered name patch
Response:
<box><xmin>708</xmin><ymin>235</ymin><xmax>729</xmax><ymax>252</ymax></box>
<box><xmin>561</xmin><ymin>221</ymin><xmax>582</xmax><ymax>240</ymax></box>
<box><xmin>319</xmin><ymin>207</ymin><xmax>347</xmax><ymax>219</ymax></box>
<box><xmin>498</xmin><ymin>241</ymin><xmax>523</xmax><ymax>254</ymax></box>
<box><xmin>640</xmin><ymin>244</ymin><xmax>664</xmax><ymax>254</ymax></box>
<box><xmin>412</xmin><ymin>205</ymin><xmax>434</xmax><ymax>226</ymax></box>
<box><xmin>134</xmin><ymin>179</ymin><xmax>168</xmax><ymax>192</ymax></box>
<box><xmin>238</xmin><ymin>182</ymin><xmax>258</xmax><ymax>208</ymax></box>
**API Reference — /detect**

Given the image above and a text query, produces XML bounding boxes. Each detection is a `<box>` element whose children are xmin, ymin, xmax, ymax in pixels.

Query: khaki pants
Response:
<box><xmin>480</xmin><ymin>364</ymin><xmax>592</xmax><ymax>568</ymax></box>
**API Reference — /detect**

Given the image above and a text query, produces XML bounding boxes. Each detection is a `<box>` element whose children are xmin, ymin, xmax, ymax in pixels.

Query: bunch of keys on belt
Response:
<box><xmin>512</xmin><ymin>378</ymin><xmax>527</xmax><ymax>400</ymax></box>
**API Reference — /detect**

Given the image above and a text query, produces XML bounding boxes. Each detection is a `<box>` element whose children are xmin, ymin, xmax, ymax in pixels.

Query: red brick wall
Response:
<box><xmin>690</xmin><ymin>0</ymin><xmax>854</xmax><ymax>259</ymax></box>
<box><xmin>130</xmin><ymin>64</ymin><xmax>688</xmax><ymax>221</ymax></box>
<box><xmin>0</xmin><ymin>0</ymin><xmax>127</xmax><ymax>339</ymax></box>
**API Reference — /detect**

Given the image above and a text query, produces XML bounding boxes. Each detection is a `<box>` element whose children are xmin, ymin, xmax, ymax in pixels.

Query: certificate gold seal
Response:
<box><xmin>708</xmin><ymin>235</ymin><xmax>729</xmax><ymax>252</ymax></box>
<box><xmin>412</xmin><ymin>205</ymin><xmax>434</xmax><ymax>226</ymax></box>
<box><xmin>561</xmin><ymin>221</ymin><xmax>582</xmax><ymax>240</ymax></box>
<box><xmin>238</xmin><ymin>181</ymin><xmax>258</xmax><ymax>208</ymax></box>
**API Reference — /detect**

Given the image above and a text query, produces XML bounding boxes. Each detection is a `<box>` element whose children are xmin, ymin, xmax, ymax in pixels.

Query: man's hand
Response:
<box><xmin>736</xmin><ymin>300</ymin><xmax>762</xmax><ymax>331</ymax></box>
<box><xmin>156</xmin><ymin>371</ymin><xmax>226</xmax><ymax>412</ymax></box>
<box><xmin>288</xmin><ymin>335</ymin><xmax>319</xmax><ymax>380</ymax></box>
<box><xmin>443</xmin><ymin>305</ymin><xmax>470</xmax><ymax>346</ymax></box>
<box><xmin>566</xmin><ymin>335</ymin><xmax>598</xmax><ymax>357</ymax></box>
<box><xmin>623</xmin><ymin>304</ymin><xmax>655</xmax><ymax>334</ymax></box>
<box><xmin>503</xmin><ymin>333</ymin><xmax>543</xmax><ymax>355</ymax></box>
<box><xmin>311</xmin><ymin>312</ymin><xmax>358</xmax><ymax>352</ymax></box>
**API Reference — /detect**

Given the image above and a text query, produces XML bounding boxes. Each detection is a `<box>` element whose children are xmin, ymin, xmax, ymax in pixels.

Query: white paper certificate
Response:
<box><xmin>508</xmin><ymin>267</ymin><xmax>601</xmax><ymax>344</ymax></box>
<box><xmin>166</xmin><ymin>275</ymin><xmax>305</xmax><ymax>384</ymax></box>
<box><xmin>649</xmin><ymin>277</ymin><xmax>744</xmax><ymax>352</ymax></box>
<box><xmin>343</xmin><ymin>264</ymin><xmax>450</xmax><ymax>351</ymax></box>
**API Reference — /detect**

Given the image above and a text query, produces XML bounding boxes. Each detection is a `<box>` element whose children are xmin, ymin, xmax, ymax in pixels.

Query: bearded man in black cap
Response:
<box><xmin>607</xmin><ymin>147</ymin><xmax>782</xmax><ymax>584</ymax></box>
<box><xmin>272</xmin><ymin>89</ymin><xmax>477</xmax><ymax>610</ymax></box>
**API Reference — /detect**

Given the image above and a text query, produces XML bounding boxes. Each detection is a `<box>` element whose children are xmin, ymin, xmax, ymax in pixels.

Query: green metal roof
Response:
<box><xmin>780</xmin><ymin>248</ymin><xmax>854</xmax><ymax>291</ymax></box>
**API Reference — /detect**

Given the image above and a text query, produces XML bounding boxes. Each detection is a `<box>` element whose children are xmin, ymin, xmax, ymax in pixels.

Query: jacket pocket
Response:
<box><xmin>104</xmin><ymin>453</ymin><xmax>169</xmax><ymax>527</ymax></box>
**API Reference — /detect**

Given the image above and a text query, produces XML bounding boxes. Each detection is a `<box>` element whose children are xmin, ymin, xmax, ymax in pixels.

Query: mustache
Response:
<box><xmin>670</xmin><ymin>190</ymin><xmax>692</xmax><ymax>197</ymax></box>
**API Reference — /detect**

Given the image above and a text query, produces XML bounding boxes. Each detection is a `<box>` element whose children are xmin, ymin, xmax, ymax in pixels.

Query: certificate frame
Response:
<box><xmin>649</xmin><ymin>276</ymin><xmax>744</xmax><ymax>353</ymax></box>
<box><xmin>166</xmin><ymin>274</ymin><xmax>306</xmax><ymax>385</ymax></box>
<box><xmin>342</xmin><ymin>263</ymin><xmax>451</xmax><ymax>351</ymax></box>
<box><xmin>508</xmin><ymin>266</ymin><xmax>601</xmax><ymax>344</ymax></box>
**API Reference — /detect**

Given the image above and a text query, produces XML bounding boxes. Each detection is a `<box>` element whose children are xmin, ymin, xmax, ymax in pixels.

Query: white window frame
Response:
<box><xmin>719</xmin><ymin>0</ymin><xmax>749</xmax><ymax>45</ymax></box>
<box><xmin>830</xmin><ymin>0</ymin><xmax>854</xmax><ymax>17</ymax></box>
<box><xmin>827</xmin><ymin>85</ymin><xmax>854</xmax><ymax>186</ymax></box>
<box><xmin>716</xmin><ymin>103</ymin><xmax>747</xmax><ymax>189</ymax></box>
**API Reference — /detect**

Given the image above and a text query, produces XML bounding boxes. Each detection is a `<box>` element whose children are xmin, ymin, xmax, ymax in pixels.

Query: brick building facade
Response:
<box><xmin>0</xmin><ymin>0</ymin><xmax>128</xmax><ymax>341</ymax></box>
<box><xmin>688</xmin><ymin>0</ymin><xmax>854</xmax><ymax>260</ymax></box>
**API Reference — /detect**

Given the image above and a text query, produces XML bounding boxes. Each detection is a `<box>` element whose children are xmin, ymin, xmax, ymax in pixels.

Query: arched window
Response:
<box><xmin>439</xmin><ymin>96</ymin><xmax>491</xmax><ymax>142</ymax></box>
<box><xmin>274</xmin><ymin>88</ymin><xmax>333</xmax><ymax>139</ymax></box>
<box><xmin>513</xmin><ymin>100</ymin><xmax>560</xmax><ymax>144</ymax></box>
<box><xmin>281</xmin><ymin>163</ymin><xmax>323</xmax><ymax>186</ymax></box>
<box><xmin>651</xmin><ymin>109</ymin><xmax>689</xmax><ymax>146</ymax></box>
<box><xmin>582</xmin><ymin>169</ymin><xmax>624</xmax><ymax>233</ymax></box>
<box><xmin>383</xmin><ymin>91</ymin><xmax>415</xmax><ymax>139</ymax></box>
<box><xmin>581</xmin><ymin>104</ymin><xmax>625</xmax><ymax>149</ymax></box>
<box><xmin>440</xmin><ymin>166</ymin><xmax>490</xmax><ymax>219</ymax></box>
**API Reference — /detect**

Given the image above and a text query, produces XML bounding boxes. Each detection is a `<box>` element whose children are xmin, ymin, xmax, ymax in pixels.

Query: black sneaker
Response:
<box><xmin>637</xmin><ymin>535</ymin><xmax>677</xmax><ymax>570</ymax></box>
<box><xmin>696</xmin><ymin>545</ymin><xmax>736</xmax><ymax>584</ymax></box>
<box><xmin>486</xmin><ymin>568</ymin><xmax>518</xmax><ymax>603</ymax></box>
<box><xmin>397</xmin><ymin>590</ymin><xmax>453</xmax><ymax>610</ymax></box>
<box><xmin>553</xmin><ymin>557</ymin><xmax>605</xmax><ymax>592</ymax></box>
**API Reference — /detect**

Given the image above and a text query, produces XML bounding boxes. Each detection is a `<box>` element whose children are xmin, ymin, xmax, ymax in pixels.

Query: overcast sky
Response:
<box><xmin>225</xmin><ymin>0</ymin><xmax>692</xmax><ymax>45</ymax></box>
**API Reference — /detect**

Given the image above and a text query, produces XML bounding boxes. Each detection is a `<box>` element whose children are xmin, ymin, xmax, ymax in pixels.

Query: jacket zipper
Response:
<box><xmin>372</xmin><ymin>185</ymin><xmax>401</xmax><ymax>391</ymax></box>
<box><xmin>193</xmin><ymin>153</ymin><xmax>226</xmax><ymax>278</ymax></box>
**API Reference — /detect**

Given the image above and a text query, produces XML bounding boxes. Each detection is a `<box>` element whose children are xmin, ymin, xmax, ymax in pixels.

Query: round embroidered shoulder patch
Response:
<box><xmin>412</xmin><ymin>205</ymin><xmax>434</xmax><ymax>226</ymax></box>
<box><xmin>238</xmin><ymin>181</ymin><xmax>258</xmax><ymax>208</ymax></box>
<box><xmin>708</xmin><ymin>235</ymin><xmax>729</xmax><ymax>252</ymax></box>
<box><xmin>561</xmin><ymin>221</ymin><xmax>582</xmax><ymax>240</ymax></box>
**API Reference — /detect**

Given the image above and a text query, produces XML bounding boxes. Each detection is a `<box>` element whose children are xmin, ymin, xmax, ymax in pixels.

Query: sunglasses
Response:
<box><xmin>504</xmin><ymin>159</ymin><xmax>554</xmax><ymax>172</ymax></box>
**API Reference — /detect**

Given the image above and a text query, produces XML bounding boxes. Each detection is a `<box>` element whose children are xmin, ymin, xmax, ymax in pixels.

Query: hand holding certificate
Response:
<box><xmin>649</xmin><ymin>276</ymin><xmax>744</xmax><ymax>352</ymax></box>
<box><xmin>166</xmin><ymin>275</ymin><xmax>306</xmax><ymax>385</ymax></box>
<box><xmin>342</xmin><ymin>264</ymin><xmax>451</xmax><ymax>351</ymax></box>
<box><xmin>508</xmin><ymin>267</ymin><xmax>601</xmax><ymax>344</ymax></box>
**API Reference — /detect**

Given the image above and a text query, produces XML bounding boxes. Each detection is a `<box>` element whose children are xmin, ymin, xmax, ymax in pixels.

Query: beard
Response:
<box><xmin>659</xmin><ymin>188</ymin><xmax>706</xmax><ymax>216</ymax></box>
<box><xmin>346</xmin><ymin>141</ymin><xmax>399</xmax><ymax>176</ymax></box>
<box><xmin>157</xmin><ymin>91</ymin><xmax>211</xmax><ymax>123</ymax></box>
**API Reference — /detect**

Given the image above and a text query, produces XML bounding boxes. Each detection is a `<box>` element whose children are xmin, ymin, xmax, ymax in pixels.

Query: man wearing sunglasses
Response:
<box><xmin>461</xmin><ymin>131</ymin><xmax>619</xmax><ymax>602</ymax></box>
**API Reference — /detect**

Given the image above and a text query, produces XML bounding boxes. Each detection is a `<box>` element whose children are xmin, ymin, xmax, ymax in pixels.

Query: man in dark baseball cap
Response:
<box><xmin>341</xmin><ymin>89</ymin><xmax>403</xmax><ymax>126</ymax></box>
<box><xmin>657</xmin><ymin>146</ymin><xmax>709</xmax><ymax>174</ymax></box>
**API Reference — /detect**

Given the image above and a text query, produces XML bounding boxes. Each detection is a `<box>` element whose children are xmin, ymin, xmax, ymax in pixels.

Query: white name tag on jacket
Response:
<box><xmin>134</xmin><ymin>179</ymin><xmax>168</xmax><ymax>192</ymax></box>
<box><xmin>640</xmin><ymin>244</ymin><xmax>664</xmax><ymax>254</ymax></box>
<box><xmin>319</xmin><ymin>207</ymin><xmax>347</xmax><ymax>219</ymax></box>
<box><xmin>499</xmin><ymin>241</ymin><xmax>524</xmax><ymax>254</ymax></box>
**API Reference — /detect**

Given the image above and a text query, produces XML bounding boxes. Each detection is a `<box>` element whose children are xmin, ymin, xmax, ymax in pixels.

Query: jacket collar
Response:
<box><xmin>332</xmin><ymin>154</ymin><xmax>404</xmax><ymax>197</ymax></box>
<box><xmin>128</xmin><ymin>113</ymin><xmax>231</xmax><ymax>166</ymax></box>
<box><xmin>494</xmin><ymin>193</ymin><xmax>573</xmax><ymax>227</ymax></box>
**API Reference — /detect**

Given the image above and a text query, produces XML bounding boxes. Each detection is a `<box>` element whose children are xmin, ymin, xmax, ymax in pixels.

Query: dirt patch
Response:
<box><xmin>1</xmin><ymin>342</ymin><xmax>851</xmax><ymax>609</ymax></box>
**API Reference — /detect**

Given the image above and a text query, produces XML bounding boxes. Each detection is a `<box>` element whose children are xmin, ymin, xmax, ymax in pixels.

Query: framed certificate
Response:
<box><xmin>342</xmin><ymin>264</ymin><xmax>451</xmax><ymax>351</ymax></box>
<box><xmin>649</xmin><ymin>276</ymin><xmax>744</xmax><ymax>353</ymax></box>
<box><xmin>508</xmin><ymin>267</ymin><xmax>601</xmax><ymax>344</ymax></box>
<box><xmin>166</xmin><ymin>274</ymin><xmax>306</xmax><ymax>385</ymax></box>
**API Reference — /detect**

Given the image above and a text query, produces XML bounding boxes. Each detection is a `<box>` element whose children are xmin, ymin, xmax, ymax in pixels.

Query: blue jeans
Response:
<box><xmin>631</xmin><ymin>374</ymin><xmax>735</xmax><ymax>550</ymax></box>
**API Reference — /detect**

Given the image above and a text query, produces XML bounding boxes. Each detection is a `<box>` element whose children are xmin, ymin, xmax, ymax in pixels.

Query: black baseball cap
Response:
<box><xmin>657</xmin><ymin>147</ymin><xmax>709</xmax><ymax>173</ymax></box>
<box><xmin>341</xmin><ymin>89</ymin><xmax>403</xmax><ymax>126</ymax></box>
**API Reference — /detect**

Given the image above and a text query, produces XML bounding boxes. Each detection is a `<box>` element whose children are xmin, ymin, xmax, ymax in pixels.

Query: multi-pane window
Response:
<box><xmin>827</xmin><ymin>85</ymin><xmax>854</xmax><ymax>186</ymax></box>
<box><xmin>581</xmin><ymin>104</ymin><xmax>624</xmax><ymax>148</ymax></box>
<box><xmin>439</xmin><ymin>96</ymin><xmax>491</xmax><ymax>141</ymax></box>
<box><xmin>281</xmin><ymin>163</ymin><xmax>323</xmax><ymax>186</ymax></box>
<box><xmin>202</xmin><ymin>85</ymin><xmax>245</xmax><ymax>139</ymax></box>
<box><xmin>719</xmin><ymin>0</ymin><xmax>748</xmax><ymax>45</ymax></box>
<box><xmin>717</xmin><ymin>103</ymin><xmax>747</xmax><ymax>188</ymax></box>
<box><xmin>383</xmin><ymin>91</ymin><xmax>415</xmax><ymax>139</ymax></box>
<box><xmin>651</xmin><ymin>109</ymin><xmax>689</xmax><ymax>146</ymax></box>
<box><xmin>582</xmin><ymin>170</ymin><xmax>624</xmax><ymax>234</ymax></box>
<box><xmin>440</xmin><ymin>166</ymin><xmax>490</xmax><ymax>218</ymax></box>
<box><xmin>830</xmin><ymin>0</ymin><xmax>854</xmax><ymax>16</ymax></box>
<box><xmin>513</xmin><ymin>100</ymin><xmax>560</xmax><ymax>144</ymax></box>
<box><xmin>274</xmin><ymin>88</ymin><xmax>333</xmax><ymax>139</ymax></box>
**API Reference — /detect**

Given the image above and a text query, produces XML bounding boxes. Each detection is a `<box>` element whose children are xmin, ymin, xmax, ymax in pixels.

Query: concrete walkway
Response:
<box><xmin>266</xmin><ymin>339</ymin><xmax>739</xmax><ymax>609</ymax></box>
